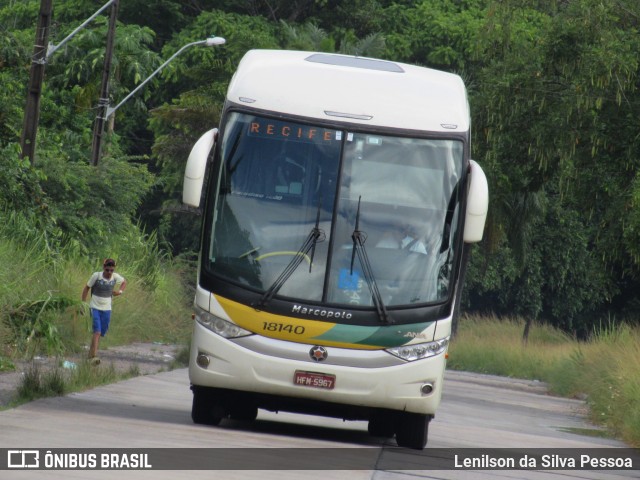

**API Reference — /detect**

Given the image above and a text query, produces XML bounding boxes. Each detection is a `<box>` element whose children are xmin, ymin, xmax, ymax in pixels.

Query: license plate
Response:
<box><xmin>293</xmin><ymin>370</ymin><xmax>336</xmax><ymax>390</ymax></box>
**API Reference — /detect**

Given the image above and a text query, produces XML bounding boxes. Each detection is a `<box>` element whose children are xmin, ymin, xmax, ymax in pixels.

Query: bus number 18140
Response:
<box><xmin>262</xmin><ymin>322</ymin><xmax>305</xmax><ymax>335</ymax></box>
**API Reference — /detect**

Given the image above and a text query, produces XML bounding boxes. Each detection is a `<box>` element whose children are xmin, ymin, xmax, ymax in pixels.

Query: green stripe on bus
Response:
<box><xmin>313</xmin><ymin>321</ymin><xmax>434</xmax><ymax>348</ymax></box>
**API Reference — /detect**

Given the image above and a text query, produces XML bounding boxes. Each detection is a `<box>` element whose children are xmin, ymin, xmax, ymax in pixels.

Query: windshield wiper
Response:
<box><xmin>256</xmin><ymin>199</ymin><xmax>326</xmax><ymax>309</ymax></box>
<box><xmin>350</xmin><ymin>197</ymin><xmax>392</xmax><ymax>324</ymax></box>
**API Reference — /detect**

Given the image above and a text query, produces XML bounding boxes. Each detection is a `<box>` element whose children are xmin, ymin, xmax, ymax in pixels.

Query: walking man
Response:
<box><xmin>81</xmin><ymin>258</ymin><xmax>126</xmax><ymax>363</ymax></box>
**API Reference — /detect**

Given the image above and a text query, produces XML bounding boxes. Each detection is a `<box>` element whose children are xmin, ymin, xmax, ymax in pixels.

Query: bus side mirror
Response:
<box><xmin>463</xmin><ymin>160</ymin><xmax>489</xmax><ymax>243</ymax></box>
<box><xmin>183</xmin><ymin>128</ymin><xmax>217</xmax><ymax>207</ymax></box>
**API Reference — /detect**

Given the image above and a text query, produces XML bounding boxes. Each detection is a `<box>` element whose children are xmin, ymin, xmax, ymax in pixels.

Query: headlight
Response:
<box><xmin>386</xmin><ymin>336</ymin><xmax>449</xmax><ymax>362</ymax></box>
<box><xmin>194</xmin><ymin>305</ymin><xmax>252</xmax><ymax>339</ymax></box>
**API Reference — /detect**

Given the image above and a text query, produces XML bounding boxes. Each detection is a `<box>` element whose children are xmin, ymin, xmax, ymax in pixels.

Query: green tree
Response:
<box><xmin>382</xmin><ymin>0</ymin><xmax>486</xmax><ymax>69</ymax></box>
<box><xmin>469</xmin><ymin>0</ymin><xmax>640</xmax><ymax>333</ymax></box>
<box><xmin>279</xmin><ymin>21</ymin><xmax>335</xmax><ymax>52</ymax></box>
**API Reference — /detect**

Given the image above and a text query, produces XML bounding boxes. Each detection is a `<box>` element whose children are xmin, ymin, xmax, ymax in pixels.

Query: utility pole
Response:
<box><xmin>20</xmin><ymin>0</ymin><xmax>53</xmax><ymax>165</ymax></box>
<box><xmin>90</xmin><ymin>0</ymin><xmax>119</xmax><ymax>166</ymax></box>
<box><xmin>92</xmin><ymin>36</ymin><xmax>225</xmax><ymax>166</ymax></box>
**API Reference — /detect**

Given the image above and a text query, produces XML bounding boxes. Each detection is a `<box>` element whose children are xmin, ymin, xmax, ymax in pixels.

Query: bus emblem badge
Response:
<box><xmin>309</xmin><ymin>346</ymin><xmax>328</xmax><ymax>362</ymax></box>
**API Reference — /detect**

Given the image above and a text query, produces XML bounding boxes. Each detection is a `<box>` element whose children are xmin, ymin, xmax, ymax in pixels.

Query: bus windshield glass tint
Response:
<box><xmin>328</xmin><ymin>133</ymin><xmax>463</xmax><ymax>306</ymax></box>
<box><xmin>206</xmin><ymin>112</ymin><xmax>464</xmax><ymax>307</ymax></box>
<box><xmin>208</xmin><ymin>113</ymin><xmax>341</xmax><ymax>301</ymax></box>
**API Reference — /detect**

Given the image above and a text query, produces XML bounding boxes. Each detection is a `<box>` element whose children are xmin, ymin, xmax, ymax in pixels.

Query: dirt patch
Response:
<box><xmin>0</xmin><ymin>343</ymin><xmax>183</xmax><ymax>408</ymax></box>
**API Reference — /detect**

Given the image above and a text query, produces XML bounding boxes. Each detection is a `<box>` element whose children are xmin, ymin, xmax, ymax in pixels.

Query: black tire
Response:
<box><xmin>229</xmin><ymin>404</ymin><xmax>258</xmax><ymax>422</ymax></box>
<box><xmin>191</xmin><ymin>387</ymin><xmax>224</xmax><ymax>426</ymax></box>
<box><xmin>368</xmin><ymin>411</ymin><xmax>396</xmax><ymax>438</ymax></box>
<box><xmin>395</xmin><ymin>412</ymin><xmax>431</xmax><ymax>450</ymax></box>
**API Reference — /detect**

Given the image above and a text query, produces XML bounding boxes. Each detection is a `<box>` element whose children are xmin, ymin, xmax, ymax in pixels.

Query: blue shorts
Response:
<box><xmin>91</xmin><ymin>309</ymin><xmax>112</xmax><ymax>336</ymax></box>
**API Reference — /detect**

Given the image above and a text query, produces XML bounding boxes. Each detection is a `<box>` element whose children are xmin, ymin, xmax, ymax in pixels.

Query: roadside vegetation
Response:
<box><xmin>449</xmin><ymin>316</ymin><xmax>640</xmax><ymax>448</ymax></box>
<box><xmin>1</xmin><ymin>0</ymin><xmax>640</xmax><ymax>450</ymax></box>
<box><xmin>15</xmin><ymin>361</ymin><xmax>140</xmax><ymax>405</ymax></box>
<box><xmin>0</xmin><ymin>211</ymin><xmax>193</xmax><ymax>354</ymax></box>
<box><xmin>0</xmin><ymin>210</ymin><xmax>193</xmax><ymax>398</ymax></box>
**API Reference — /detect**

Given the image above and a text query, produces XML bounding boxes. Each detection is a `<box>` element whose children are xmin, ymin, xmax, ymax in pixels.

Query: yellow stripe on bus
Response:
<box><xmin>214</xmin><ymin>295</ymin><xmax>380</xmax><ymax>349</ymax></box>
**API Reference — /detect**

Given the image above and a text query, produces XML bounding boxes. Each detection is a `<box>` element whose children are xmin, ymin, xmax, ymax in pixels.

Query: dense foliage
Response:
<box><xmin>1</xmin><ymin>0</ymin><xmax>639</xmax><ymax>337</ymax></box>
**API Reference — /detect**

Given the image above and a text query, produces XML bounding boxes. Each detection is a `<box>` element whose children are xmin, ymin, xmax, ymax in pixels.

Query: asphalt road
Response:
<box><xmin>0</xmin><ymin>368</ymin><xmax>637</xmax><ymax>480</ymax></box>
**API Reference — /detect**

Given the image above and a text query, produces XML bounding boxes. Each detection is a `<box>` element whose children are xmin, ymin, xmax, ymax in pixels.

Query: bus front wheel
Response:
<box><xmin>191</xmin><ymin>386</ymin><xmax>224</xmax><ymax>426</ymax></box>
<box><xmin>368</xmin><ymin>410</ymin><xmax>396</xmax><ymax>438</ymax></box>
<box><xmin>395</xmin><ymin>413</ymin><xmax>432</xmax><ymax>450</ymax></box>
<box><xmin>229</xmin><ymin>403</ymin><xmax>258</xmax><ymax>422</ymax></box>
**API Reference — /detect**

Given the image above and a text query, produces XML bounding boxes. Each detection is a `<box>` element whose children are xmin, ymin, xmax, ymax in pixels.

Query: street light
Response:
<box><xmin>91</xmin><ymin>36</ymin><xmax>226</xmax><ymax>165</ymax></box>
<box><xmin>105</xmin><ymin>36</ymin><xmax>226</xmax><ymax>118</ymax></box>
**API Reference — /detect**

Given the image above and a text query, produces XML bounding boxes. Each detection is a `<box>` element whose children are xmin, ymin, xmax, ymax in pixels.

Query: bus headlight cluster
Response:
<box><xmin>386</xmin><ymin>336</ymin><xmax>450</xmax><ymax>362</ymax></box>
<box><xmin>194</xmin><ymin>305</ymin><xmax>252</xmax><ymax>339</ymax></box>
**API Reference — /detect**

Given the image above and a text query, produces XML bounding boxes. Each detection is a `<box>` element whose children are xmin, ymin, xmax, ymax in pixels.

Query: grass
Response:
<box><xmin>54</xmin><ymin>253</ymin><xmax>194</xmax><ymax>350</ymax></box>
<box><xmin>449</xmin><ymin>315</ymin><xmax>640</xmax><ymax>448</ymax></box>
<box><xmin>0</xmin><ymin>210</ymin><xmax>194</xmax><ymax>405</ymax></box>
<box><xmin>172</xmin><ymin>344</ymin><xmax>191</xmax><ymax>369</ymax></box>
<box><xmin>0</xmin><ymin>357</ymin><xmax>15</xmax><ymax>372</ymax></box>
<box><xmin>1</xmin><ymin>249</ymin><xmax>193</xmax><ymax>358</ymax></box>
<box><xmin>13</xmin><ymin>361</ymin><xmax>141</xmax><ymax>406</ymax></box>
<box><xmin>0</xmin><ymin>210</ymin><xmax>194</xmax><ymax>356</ymax></box>
<box><xmin>448</xmin><ymin>316</ymin><xmax>574</xmax><ymax>380</ymax></box>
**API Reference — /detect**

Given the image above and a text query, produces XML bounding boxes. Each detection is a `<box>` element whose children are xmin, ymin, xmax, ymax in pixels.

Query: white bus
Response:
<box><xmin>182</xmin><ymin>49</ymin><xmax>488</xmax><ymax>449</ymax></box>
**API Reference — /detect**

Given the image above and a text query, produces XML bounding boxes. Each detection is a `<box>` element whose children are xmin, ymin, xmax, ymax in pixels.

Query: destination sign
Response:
<box><xmin>248</xmin><ymin>119</ymin><xmax>339</xmax><ymax>144</ymax></box>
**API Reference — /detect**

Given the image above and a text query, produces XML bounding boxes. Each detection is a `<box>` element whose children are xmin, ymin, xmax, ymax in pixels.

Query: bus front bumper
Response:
<box><xmin>189</xmin><ymin>322</ymin><xmax>447</xmax><ymax>416</ymax></box>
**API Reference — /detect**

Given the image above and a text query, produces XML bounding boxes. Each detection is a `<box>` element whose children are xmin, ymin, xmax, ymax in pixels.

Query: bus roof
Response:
<box><xmin>226</xmin><ymin>50</ymin><xmax>470</xmax><ymax>133</ymax></box>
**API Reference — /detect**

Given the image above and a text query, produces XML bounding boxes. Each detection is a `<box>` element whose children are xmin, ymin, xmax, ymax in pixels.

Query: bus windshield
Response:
<box><xmin>206</xmin><ymin>112</ymin><xmax>464</xmax><ymax>308</ymax></box>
